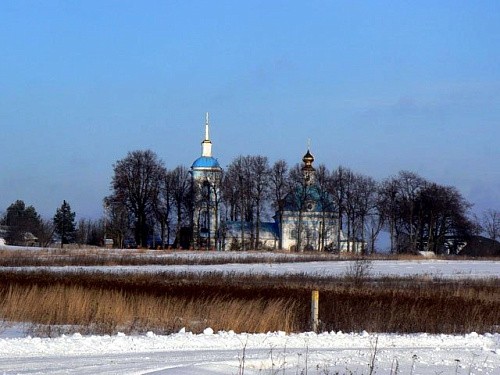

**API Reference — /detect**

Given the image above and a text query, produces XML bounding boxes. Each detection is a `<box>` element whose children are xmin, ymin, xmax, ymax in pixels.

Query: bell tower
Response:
<box><xmin>191</xmin><ymin>113</ymin><xmax>222</xmax><ymax>250</ymax></box>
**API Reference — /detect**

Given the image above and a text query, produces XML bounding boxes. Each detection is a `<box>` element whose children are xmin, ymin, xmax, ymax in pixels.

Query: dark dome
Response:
<box><xmin>302</xmin><ymin>150</ymin><xmax>314</xmax><ymax>164</ymax></box>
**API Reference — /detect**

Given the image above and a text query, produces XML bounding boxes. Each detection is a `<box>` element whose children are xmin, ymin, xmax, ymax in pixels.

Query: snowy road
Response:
<box><xmin>0</xmin><ymin>330</ymin><xmax>499</xmax><ymax>374</ymax></box>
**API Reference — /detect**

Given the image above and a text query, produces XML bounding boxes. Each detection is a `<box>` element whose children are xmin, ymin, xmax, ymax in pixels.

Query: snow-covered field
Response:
<box><xmin>13</xmin><ymin>258</ymin><xmax>500</xmax><ymax>280</ymax></box>
<box><xmin>0</xmin><ymin>328</ymin><xmax>499</xmax><ymax>374</ymax></box>
<box><xmin>1</xmin><ymin>249</ymin><xmax>499</xmax><ymax>374</ymax></box>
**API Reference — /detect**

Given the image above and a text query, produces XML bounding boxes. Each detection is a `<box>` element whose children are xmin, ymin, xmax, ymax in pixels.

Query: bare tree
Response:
<box><xmin>155</xmin><ymin>169</ymin><xmax>174</xmax><ymax>248</ymax></box>
<box><xmin>170</xmin><ymin>165</ymin><xmax>191</xmax><ymax>248</ymax></box>
<box><xmin>315</xmin><ymin>164</ymin><xmax>334</xmax><ymax>251</ymax></box>
<box><xmin>269</xmin><ymin>160</ymin><xmax>290</xmax><ymax>250</ymax></box>
<box><xmin>482</xmin><ymin>209</ymin><xmax>500</xmax><ymax>241</ymax></box>
<box><xmin>366</xmin><ymin>185</ymin><xmax>386</xmax><ymax>254</ymax></box>
<box><xmin>109</xmin><ymin>150</ymin><xmax>166</xmax><ymax>247</ymax></box>
<box><xmin>223</xmin><ymin>156</ymin><xmax>253</xmax><ymax>250</ymax></box>
<box><xmin>413</xmin><ymin>183</ymin><xmax>473</xmax><ymax>254</ymax></box>
<box><xmin>379</xmin><ymin>171</ymin><xmax>426</xmax><ymax>253</ymax></box>
<box><xmin>37</xmin><ymin>218</ymin><xmax>55</xmax><ymax>248</ymax></box>
<box><xmin>330</xmin><ymin>167</ymin><xmax>360</xmax><ymax>252</ymax></box>
<box><xmin>77</xmin><ymin>218</ymin><xmax>105</xmax><ymax>247</ymax></box>
<box><xmin>289</xmin><ymin>164</ymin><xmax>309</xmax><ymax>251</ymax></box>
<box><xmin>103</xmin><ymin>198</ymin><xmax>130</xmax><ymax>248</ymax></box>
<box><xmin>221</xmin><ymin>162</ymin><xmax>239</xmax><ymax>221</ymax></box>
<box><xmin>329</xmin><ymin>166</ymin><xmax>349</xmax><ymax>253</ymax></box>
<box><xmin>344</xmin><ymin>169</ymin><xmax>364</xmax><ymax>253</ymax></box>
<box><xmin>379</xmin><ymin>172</ymin><xmax>474</xmax><ymax>254</ymax></box>
<box><xmin>250</xmin><ymin>156</ymin><xmax>270</xmax><ymax>249</ymax></box>
<box><xmin>379</xmin><ymin>178</ymin><xmax>399</xmax><ymax>253</ymax></box>
<box><xmin>76</xmin><ymin>218</ymin><xmax>89</xmax><ymax>246</ymax></box>
<box><xmin>76</xmin><ymin>218</ymin><xmax>100</xmax><ymax>246</ymax></box>
<box><xmin>352</xmin><ymin>174</ymin><xmax>378</xmax><ymax>254</ymax></box>
<box><xmin>394</xmin><ymin>171</ymin><xmax>426</xmax><ymax>252</ymax></box>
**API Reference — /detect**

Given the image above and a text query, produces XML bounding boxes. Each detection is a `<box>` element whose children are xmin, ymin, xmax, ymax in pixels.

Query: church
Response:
<box><xmin>190</xmin><ymin>114</ymin><xmax>356</xmax><ymax>252</ymax></box>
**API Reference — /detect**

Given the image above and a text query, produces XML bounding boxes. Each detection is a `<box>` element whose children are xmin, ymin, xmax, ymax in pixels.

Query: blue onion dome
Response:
<box><xmin>191</xmin><ymin>156</ymin><xmax>221</xmax><ymax>169</ymax></box>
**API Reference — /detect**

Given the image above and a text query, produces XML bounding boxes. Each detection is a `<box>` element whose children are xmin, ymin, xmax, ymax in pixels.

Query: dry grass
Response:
<box><xmin>0</xmin><ymin>269</ymin><xmax>499</xmax><ymax>337</ymax></box>
<box><xmin>318</xmin><ymin>284</ymin><xmax>500</xmax><ymax>334</ymax></box>
<box><xmin>0</xmin><ymin>248</ymin><xmax>339</xmax><ymax>267</ymax></box>
<box><xmin>2</xmin><ymin>248</ymin><xmax>496</xmax><ymax>268</ymax></box>
<box><xmin>0</xmin><ymin>282</ymin><xmax>297</xmax><ymax>336</ymax></box>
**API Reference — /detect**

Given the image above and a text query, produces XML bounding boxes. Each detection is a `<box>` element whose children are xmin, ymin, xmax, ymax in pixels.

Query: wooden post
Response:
<box><xmin>311</xmin><ymin>290</ymin><xmax>319</xmax><ymax>332</ymax></box>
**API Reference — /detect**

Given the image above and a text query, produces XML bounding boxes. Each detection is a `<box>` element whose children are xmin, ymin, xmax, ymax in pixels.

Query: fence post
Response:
<box><xmin>311</xmin><ymin>290</ymin><xmax>319</xmax><ymax>332</ymax></box>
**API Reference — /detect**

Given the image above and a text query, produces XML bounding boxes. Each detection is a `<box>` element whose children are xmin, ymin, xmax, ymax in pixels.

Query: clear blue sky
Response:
<box><xmin>1</xmin><ymin>1</ymin><xmax>499</xmax><ymax>219</ymax></box>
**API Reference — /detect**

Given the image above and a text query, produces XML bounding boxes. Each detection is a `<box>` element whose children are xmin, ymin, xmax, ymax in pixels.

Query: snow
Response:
<box><xmin>0</xmin><ymin>328</ymin><xmax>499</xmax><ymax>374</ymax></box>
<box><xmin>1</xmin><ymin>245</ymin><xmax>499</xmax><ymax>280</ymax></box>
<box><xmin>1</xmin><ymin>250</ymin><xmax>499</xmax><ymax>374</ymax></box>
<box><xmin>11</xmin><ymin>259</ymin><xmax>500</xmax><ymax>280</ymax></box>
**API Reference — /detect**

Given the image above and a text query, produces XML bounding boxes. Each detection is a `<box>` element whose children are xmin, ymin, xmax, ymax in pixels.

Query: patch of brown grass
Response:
<box><xmin>0</xmin><ymin>282</ymin><xmax>297</xmax><ymax>336</ymax></box>
<box><xmin>318</xmin><ymin>284</ymin><xmax>499</xmax><ymax>334</ymax></box>
<box><xmin>0</xmin><ymin>248</ymin><xmax>338</xmax><ymax>267</ymax></box>
<box><xmin>0</xmin><ymin>269</ymin><xmax>498</xmax><ymax>336</ymax></box>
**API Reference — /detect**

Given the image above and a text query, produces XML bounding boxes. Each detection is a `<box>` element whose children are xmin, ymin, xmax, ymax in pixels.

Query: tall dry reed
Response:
<box><xmin>0</xmin><ymin>269</ymin><xmax>498</xmax><ymax>336</ymax></box>
<box><xmin>0</xmin><ymin>283</ymin><xmax>297</xmax><ymax>336</ymax></box>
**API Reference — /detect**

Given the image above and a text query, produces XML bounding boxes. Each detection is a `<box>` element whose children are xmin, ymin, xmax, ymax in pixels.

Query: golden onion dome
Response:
<box><xmin>302</xmin><ymin>150</ymin><xmax>314</xmax><ymax>164</ymax></box>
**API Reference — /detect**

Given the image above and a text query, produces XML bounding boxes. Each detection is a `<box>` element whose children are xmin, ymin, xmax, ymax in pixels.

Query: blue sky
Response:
<box><xmin>1</xmin><ymin>1</ymin><xmax>499</xmax><ymax>219</ymax></box>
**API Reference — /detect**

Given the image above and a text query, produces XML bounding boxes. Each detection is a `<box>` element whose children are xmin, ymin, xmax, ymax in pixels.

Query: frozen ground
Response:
<box><xmin>1</xmin><ymin>245</ymin><xmax>499</xmax><ymax>279</ymax></box>
<box><xmin>10</xmin><ymin>258</ymin><xmax>500</xmax><ymax>280</ymax></box>
<box><xmin>0</xmin><ymin>328</ymin><xmax>499</xmax><ymax>374</ymax></box>
<box><xmin>1</xmin><ymin>248</ymin><xmax>499</xmax><ymax>374</ymax></box>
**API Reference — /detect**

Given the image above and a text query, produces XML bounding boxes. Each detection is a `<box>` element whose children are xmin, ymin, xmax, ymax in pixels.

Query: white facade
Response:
<box><xmin>279</xmin><ymin>149</ymin><xmax>361</xmax><ymax>253</ymax></box>
<box><xmin>280</xmin><ymin>210</ymin><xmax>342</xmax><ymax>252</ymax></box>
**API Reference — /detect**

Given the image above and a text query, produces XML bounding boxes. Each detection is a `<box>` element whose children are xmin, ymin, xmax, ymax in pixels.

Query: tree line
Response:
<box><xmin>0</xmin><ymin>200</ymin><xmax>99</xmax><ymax>248</ymax></box>
<box><xmin>2</xmin><ymin>149</ymin><xmax>499</xmax><ymax>253</ymax></box>
<box><xmin>103</xmin><ymin>149</ymin><xmax>497</xmax><ymax>253</ymax></box>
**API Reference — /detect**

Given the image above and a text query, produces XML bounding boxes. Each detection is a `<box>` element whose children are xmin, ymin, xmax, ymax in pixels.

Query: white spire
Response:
<box><xmin>201</xmin><ymin>112</ymin><xmax>212</xmax><ymax>157</ymax></box>
<box><xmin>205</xmin><ymin>112</ymin><xmax>210</xmax><ymax>141</ymax></box>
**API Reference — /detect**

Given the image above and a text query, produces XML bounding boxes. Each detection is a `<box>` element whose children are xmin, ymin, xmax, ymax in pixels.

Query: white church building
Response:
<box><xmin>190</xmin><ymin>114</ymin><xmax>360</xmax><ymax>253</ymax></box>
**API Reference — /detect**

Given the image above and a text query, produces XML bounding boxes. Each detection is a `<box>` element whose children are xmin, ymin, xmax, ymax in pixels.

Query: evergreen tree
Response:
<box><xmin>53</xmin><ymin>200</ymin><xmax>76</xmax><ymax>247</ymax></box>
<box><xmin>2</xmin><ymin>200</ymin><xmax>41</xmax><ymax>245</ymax></box>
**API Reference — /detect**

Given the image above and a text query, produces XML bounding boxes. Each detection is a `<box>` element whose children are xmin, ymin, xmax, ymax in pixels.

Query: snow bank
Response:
<box><xmin>0</xmin><ymin>329</ymin><xmax>498</xmax><ymax>374</ymax></box>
